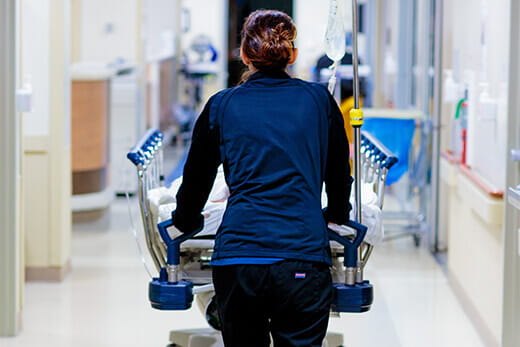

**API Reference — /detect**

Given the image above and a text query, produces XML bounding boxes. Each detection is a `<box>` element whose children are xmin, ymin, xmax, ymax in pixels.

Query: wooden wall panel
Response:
<box><xmin>159</xmin><ymin>57</ymin><xmax>175</xmax><ymax>130</ymax></box>
<box><xmin>71</xmin><ymin>80</ymin><xmax>110</xmax><ymax>172</ymax></box>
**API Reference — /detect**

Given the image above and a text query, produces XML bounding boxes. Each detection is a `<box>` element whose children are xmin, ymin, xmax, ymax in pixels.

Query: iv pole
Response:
<box><xmin>349</xmin><ymin>0</ymin><xmax>369</xmax><ymax>283</ymax></box>
<box><xmin>351</xmin><ymin>0</ymin><xmax>363</xmax><ymax>224</ymax></box>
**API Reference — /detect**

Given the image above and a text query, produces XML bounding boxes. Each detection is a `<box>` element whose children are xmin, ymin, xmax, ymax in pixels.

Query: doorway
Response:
<box><xmin>227</xmin><ymin>0</ymin><xmax>293</xmax><ymax>87</ymax></box>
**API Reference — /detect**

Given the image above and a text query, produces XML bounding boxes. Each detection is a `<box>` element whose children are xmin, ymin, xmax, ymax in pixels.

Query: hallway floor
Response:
<box><xmin>0</xmin><ymin>197</ymin><xmax>486</xmax><ymax>347</ymax></box>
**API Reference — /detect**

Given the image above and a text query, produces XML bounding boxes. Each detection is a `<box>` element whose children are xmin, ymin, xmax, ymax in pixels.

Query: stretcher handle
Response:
<box><xmin>328</xmin><ymin>220</ymin><xmax>367</xmax><ymax>268</ymax></box>
<box><xmin>127</xmin><ymin>129</ymin><xmax>163</xmax><ymax>166</ymax></box>
<box><xmin>157</xmin><ymin>216</ymin><xmax>203</xmax><ymax>266</ymax></box>
<box><xmin>361</xmin><ymin>131</ymin><xmax>398</xmax><ymax>170</ymax></box>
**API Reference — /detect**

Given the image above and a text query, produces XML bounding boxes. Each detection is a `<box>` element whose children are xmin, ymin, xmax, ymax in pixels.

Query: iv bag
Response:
<box><xmin>325</xmin><ymin>0</ymin><xmax>347</xmax><ymax>93</ymax></box>
<box><xmin>325</xmin><ymin>0</ymin><xmax>347</xmax><ymax>62</ymax></box>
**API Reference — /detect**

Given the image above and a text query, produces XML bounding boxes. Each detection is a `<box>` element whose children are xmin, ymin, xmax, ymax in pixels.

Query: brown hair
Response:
<box><xmin>240</xmin><ymin>10</ymin><xmax>297</xmax><ymax>80</ymax></box>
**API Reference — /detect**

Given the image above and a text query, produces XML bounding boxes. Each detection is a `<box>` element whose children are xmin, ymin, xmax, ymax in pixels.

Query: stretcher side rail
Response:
<box><xmin>360</xmin><ymin>130</ymin><xmax>398</xmax><ymax>210</ymax></box>
<box><xmin>127</xmin><ymin>129</ymin><xmax>166</xmax><ymax>272</ymax></box>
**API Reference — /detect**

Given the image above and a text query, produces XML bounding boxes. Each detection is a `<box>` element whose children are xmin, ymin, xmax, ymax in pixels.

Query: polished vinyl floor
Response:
<box><xmin>0</xmin><ymin>199</ymin><xmax>486</xmax><ymax>347</ymax></box>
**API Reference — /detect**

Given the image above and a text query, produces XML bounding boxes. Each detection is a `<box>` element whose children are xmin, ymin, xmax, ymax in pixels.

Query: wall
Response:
<box><xmin>143</xmin><ymin>0</ymin><xmax>179</xmax><ymax>60</ymax></box>
<box><xmin>76</xmin><ymin>0</ymin><xmax>139</xmax><ymax>64</ymax></box>
<box><xmin>21</xmin><ymin>0</ymin><xmax>50</xmax><ymax>136</ymax></box>
<box><xmin>440</xmin><ymin>1</ymin><xmax>512</xmax><ymax>345</ymax></box>
<box><xmin>443</xmin><ymin>158</ymin><xmax>504</xmax><ymax>346</ymax></box>
<box><xmin>443</xmin><ymin>0</ymin><xmax>510</xmax><ymax>189</ymax></box>
<box><xmin>21</xmin><ymin>0</ymin><xmax>72</xmax><ymax>281</ymax></box>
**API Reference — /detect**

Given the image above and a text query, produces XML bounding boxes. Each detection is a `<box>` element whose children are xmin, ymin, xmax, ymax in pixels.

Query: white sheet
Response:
<box><xmin>148</xmin><ymin>168</ymin><xmax>384</xmax><ymax>245</ymax></box>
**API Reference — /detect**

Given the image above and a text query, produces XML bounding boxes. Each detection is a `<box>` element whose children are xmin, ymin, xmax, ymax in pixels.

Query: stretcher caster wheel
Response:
<box><xmin>332</xmin><ymin>281</ymin><xmax>373</xmax><ymax>312</ymax></box>
<box><xmin>149</xmin><ymin>276</ymin><xmax>194</xmax><ymax>310</ymax></box>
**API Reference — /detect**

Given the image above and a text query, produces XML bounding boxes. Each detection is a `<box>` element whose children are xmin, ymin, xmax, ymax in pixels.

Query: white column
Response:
<box><xmin>0</xmin><ymin>0</ymin><xmax>23</xmax><ymax>336</ymax></box>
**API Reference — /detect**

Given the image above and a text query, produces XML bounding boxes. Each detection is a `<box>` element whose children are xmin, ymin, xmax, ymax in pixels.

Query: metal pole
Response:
<box><xmin>430</xmin><ymin>0</ymin><xmax>444</xmax><ymax>252</ymax></box>
<box><xmin>137</xmin><ymin>166</ymin><xmax>164</xmax><ymax>271</ymax></box>
<box><xmin>350</xmin><ymin>0</ymin><xmax>366</xmax><ymax>284</ymax></box>
<box><xmin>352</xmin><ymin>0</ymin><xmax>360</xmax><ymax>111</ymax></box>
<box><xmin>351</xmin><ymin>0</ymin><xmax>362</xmax><ymax>224</ymax></box>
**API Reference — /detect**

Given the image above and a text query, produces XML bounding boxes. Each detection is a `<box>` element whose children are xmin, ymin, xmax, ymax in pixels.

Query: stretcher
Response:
<box><xmin>126</xmin><ymin>127</ymin><xmax>396</xmax><ymax>346</ymax></box>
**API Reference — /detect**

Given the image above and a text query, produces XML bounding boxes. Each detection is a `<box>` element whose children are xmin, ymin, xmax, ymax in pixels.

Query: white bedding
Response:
<box><xmin>148</xmin><ymin>168</ymin><xmax>384</xmax><ymax>245</ymax></box>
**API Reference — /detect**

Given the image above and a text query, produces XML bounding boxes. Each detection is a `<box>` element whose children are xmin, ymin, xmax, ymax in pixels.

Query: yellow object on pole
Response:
<box><xmin>350</xmin><ymin>108</ymin><xmax>364</xmax><ymax>127</ymax></box>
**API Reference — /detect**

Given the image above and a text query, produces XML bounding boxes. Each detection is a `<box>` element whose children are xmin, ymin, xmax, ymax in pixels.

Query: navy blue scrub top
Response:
<box><xmin>174</xmin><ymin>70</ymin><xmax>353</xmax><ymax>266</ymax></box>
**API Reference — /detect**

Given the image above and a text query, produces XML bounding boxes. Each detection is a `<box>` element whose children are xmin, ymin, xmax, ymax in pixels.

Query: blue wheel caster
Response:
<box><xmin>147</xmin><ymin>218</ymin><xmax>203</xmax><ymax>310</ymax></box>
<box><xmin>332</xmin><ymin>281</ymin><xmax>373</xmax><ymax>313</ymax></box>
<box><xmin>149</xmin><ymin>277</ymin><xmax>194</xmax><ymax>310</ymax></box>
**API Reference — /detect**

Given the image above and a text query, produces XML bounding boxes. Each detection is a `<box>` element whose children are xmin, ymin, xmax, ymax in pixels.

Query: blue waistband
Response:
<box><xmin>210</xmin><ymin>257</ymin><xmax>284</xmax><ymax>266</ymax></box>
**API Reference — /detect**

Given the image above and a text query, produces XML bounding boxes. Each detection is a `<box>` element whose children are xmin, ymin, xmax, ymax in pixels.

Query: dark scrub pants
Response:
<box><xmin>213</xmin><ymin>260</ymin><xmax>332</xmax><ymax>347</ymax></box>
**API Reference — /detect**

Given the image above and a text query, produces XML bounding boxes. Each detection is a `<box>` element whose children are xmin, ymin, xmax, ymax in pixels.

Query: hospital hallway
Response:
<box><xmin>2</xmin><ymin>0</ymin><xmax>520</xmax><ymax>346</ymax></box>
<box><xmin>0</xmin><ymin>198</ymin><xmax>486</xmax><ymax>347</ymax></box>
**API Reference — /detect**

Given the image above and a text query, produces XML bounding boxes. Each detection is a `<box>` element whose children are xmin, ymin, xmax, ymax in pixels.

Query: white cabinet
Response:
<box><xmin>110</xmin><ymin>70</ymin><xmax>141</xmax><ymax>194</ymax></box>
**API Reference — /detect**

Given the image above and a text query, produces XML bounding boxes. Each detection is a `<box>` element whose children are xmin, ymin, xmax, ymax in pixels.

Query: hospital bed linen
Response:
<box><xmin>147</xmin><ymin>168</ymin><xmax>383</xmax><ymax>246</ymax></box>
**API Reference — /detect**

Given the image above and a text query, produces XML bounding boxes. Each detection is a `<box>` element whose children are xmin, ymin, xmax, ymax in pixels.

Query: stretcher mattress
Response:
<box><xmin>148</xmin><ymin>168</ymin><xmax>383</xmax><ymax>246</ymax></box>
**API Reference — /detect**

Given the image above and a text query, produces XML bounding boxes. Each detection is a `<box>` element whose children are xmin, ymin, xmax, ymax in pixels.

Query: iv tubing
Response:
<box><xmin>328</xmin><ymin>61</ymin><xmax>339</xmax><ymax>94</ymax></box>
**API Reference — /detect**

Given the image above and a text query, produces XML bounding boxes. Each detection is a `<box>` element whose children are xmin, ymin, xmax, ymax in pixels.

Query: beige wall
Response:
<box><xmin>143</xmin><ymin>0</ymin><xmax>179</xmax><ymax>60</ymax></box>
<box><xmin>73</xmin><ymin>0</ymin><xmax>139</xmax><ymax>64</ymax></box>
<box><xmin>439</xmin><ymin>3</ymin><xmax>511</xmax><ymax>344</ymax></box>
<box><xmin>442</xmin><ymin>0</ymin><xmax>510</xmax><ymax>189</ymax></box>
<box><xmin>442</xmin><ymin>157</ymin><xmax>505</xmax><ymax>347</ymax></box>
<box><xmin>21</xmin><ymin>0</ymin><xmax>71</xmax><ymax>280</ymax></box>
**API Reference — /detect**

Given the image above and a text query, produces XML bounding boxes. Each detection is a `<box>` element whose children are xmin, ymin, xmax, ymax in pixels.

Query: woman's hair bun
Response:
<box><xmin>241</xmin><ymin>10</ymin><xmax>297</xmax><ymax>73</ymax></box>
